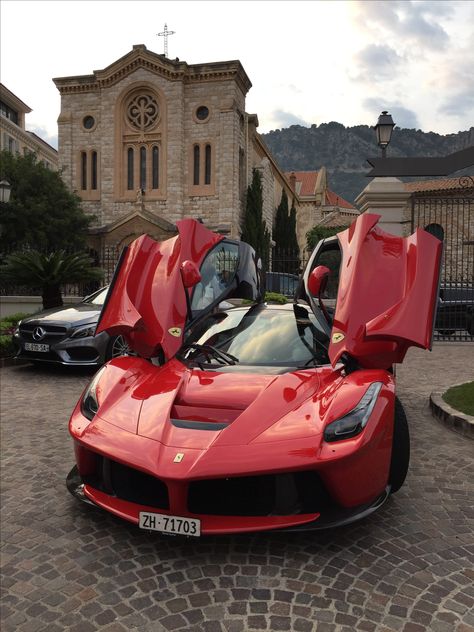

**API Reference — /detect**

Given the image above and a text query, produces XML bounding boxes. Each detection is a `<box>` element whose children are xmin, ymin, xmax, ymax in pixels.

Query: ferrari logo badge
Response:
<box><xmin>168</xmin><ymin>327</ymin><xmax>182</xmax><ymax>337</ymax></box>
<box><xmin>332</xmin><ymin>332</ymin><xmax>345</xmax><ymax>343</ymax></box>
<box><xmin>173</xmin><ymin>453</ymin><xmax>184</xmax><ymax>463</ymax></box>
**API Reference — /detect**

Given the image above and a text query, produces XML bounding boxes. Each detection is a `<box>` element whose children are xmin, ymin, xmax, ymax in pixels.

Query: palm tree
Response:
<box><xmin>0</xmin><ymin>250</ymin><xmax>104</xmax><ymax>309</ymax></box>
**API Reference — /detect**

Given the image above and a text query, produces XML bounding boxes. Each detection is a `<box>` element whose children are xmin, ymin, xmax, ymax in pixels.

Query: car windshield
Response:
<box><xmin>82</xmin><ymin>287</ymin><xmax>109</xmax><ymax>306</ymax></box>
<box><xmin>182</xmin><ymin>304</ymin><xmax>330</xmax><ymax>367</ymax></box>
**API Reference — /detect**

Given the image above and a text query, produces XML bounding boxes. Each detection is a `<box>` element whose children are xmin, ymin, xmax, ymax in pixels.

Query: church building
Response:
<box><xmin>53</xmin><ymin>45</ymin><xmax>357</xmax><ymax>256</ymax></box>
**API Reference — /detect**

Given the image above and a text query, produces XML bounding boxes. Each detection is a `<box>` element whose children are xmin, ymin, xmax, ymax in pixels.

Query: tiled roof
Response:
<box><xmin>325</xmin><ymin>189</ymin><xmax>356</xmax><ymax>210</ymax></box>
<box><xmin>404</xmin><ymin>176</ymin><xmax>474</xmax><ymax>193</ymax></box>
<box><xmin>285</xmin><ymin>171</ymin><xmax>319</xmax><ymax>196</ymax></box>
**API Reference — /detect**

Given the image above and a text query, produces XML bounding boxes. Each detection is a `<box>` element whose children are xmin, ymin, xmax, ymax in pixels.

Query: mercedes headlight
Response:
<box><xmin>70</xmin><ymin>325</ymin><xmax>96</xmax><ymax>339</ymax></box>
<box><xmin>324</xmin><ymin>382</ymin><xmax>383</xmax><ymax>442</ymax></box>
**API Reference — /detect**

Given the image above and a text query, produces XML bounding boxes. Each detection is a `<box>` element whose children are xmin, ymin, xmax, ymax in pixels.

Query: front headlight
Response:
<box><xmin>324</xmin><ymin>382</ymin><xmax>383</xmax><ymax>442</ymax></box>
<box><xmin>70</xmin><ymin>325</ymin><xmax>96</xmax><ymax>339</ymax></box>
<box><xmin>81</xmin><ymin>366</ymin><xmax>106</xmax><ymax>421</ymax></box>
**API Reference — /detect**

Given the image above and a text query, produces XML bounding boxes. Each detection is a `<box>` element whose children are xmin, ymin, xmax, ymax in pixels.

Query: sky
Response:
<box><xmin>1</xmin><ymin>0</ymin><xmax>473</xmax><ymax>150</ymax></box>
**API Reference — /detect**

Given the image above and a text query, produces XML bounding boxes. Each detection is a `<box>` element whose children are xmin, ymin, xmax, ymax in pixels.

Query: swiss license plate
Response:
<box><xmin>24</xmin><ymin>342</ymin><xmax>49</xmax><ymax>352</ymax></box>
<box><xmin>139</xmin><ymin>511</ymin><xmax>201</xmax><ymax>537</ymax></box>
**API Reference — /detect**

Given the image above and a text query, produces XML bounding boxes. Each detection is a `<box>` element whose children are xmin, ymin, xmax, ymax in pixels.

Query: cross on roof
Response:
<box><xmin>157</xmin><ymin>23</ymin><xmax>175</xmax><ymax>58</ymax></box>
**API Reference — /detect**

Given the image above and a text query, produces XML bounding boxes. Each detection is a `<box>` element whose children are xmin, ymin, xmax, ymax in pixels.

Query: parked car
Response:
<box><xmin>265</xmin><ymin>271</ymin><xmax>299</xmax><ymax>298</ymax></box>
<box><xmin>434</xmin><ymin>283</ymin><xmax>474</xmax><ymax>335</ymax></box>
<box><xmin>66</xmin><ymin>215</ymin><xmax>442</xmax><ymax>536</ymax></box>
<box><xmin>13</xmin><ymin>287</ymin><xmax>131</xmax><ymax>366</ymax></box>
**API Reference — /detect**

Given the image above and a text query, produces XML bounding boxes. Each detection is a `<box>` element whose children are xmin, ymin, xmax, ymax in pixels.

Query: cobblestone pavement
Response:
<box><xmin>1</xmin><ymin>344</ymin><xmax>473</xmax><ymax>632</ymax></box>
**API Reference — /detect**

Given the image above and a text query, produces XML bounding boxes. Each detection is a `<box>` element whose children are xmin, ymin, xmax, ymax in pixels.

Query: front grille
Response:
<box><xmin>19</xmin><ymin>323</ymin><xmax>68</xmax><ymax>344</ymax></box>
<box><xmin>188</xmin><ymin>471</ymin><xmax>331</xmax><ymax>516</ymax></box>
<box><xmin>83</xmin><ymin>456</ymin><xmax>169</xmax><ymax>510</ymax></box>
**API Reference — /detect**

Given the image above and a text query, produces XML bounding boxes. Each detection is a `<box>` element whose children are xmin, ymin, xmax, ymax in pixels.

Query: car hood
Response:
<box><xmin>94</xmin><ymin>358</ymin><xmax>324</xmax><ymax>461</ymax></box>
<box><xmin>305</xmin><ymin>214</ymin><xmax>443</xmax><ymax>369</ymax></box>
<box><xmin>20</xmin><ymin>303</ymin><xmax>100</xmax><ymax>328</ymax></box>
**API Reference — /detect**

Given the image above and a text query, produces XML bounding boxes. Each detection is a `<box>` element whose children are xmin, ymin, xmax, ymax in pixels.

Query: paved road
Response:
<box><xmin>1</xmin><ymin>344</ymin><xmax>473</xmax><ymax>632</ymax></box>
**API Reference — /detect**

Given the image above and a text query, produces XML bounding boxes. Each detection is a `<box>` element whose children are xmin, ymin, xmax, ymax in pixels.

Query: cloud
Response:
<box><xmin>439</xmin><ymin>87</ymin><xmax>474</xmax><ymax>118</ymax></box>
<box><xmin>353</xmin><ymin>44</ymin><xmax>403</xmax><ymax>81</ymax></box>
<box><xmin>270</xmin><ymin>110</ymin><xmax>310</xmax><ymax>129</ymax></box>
<box><xmin>363</xmin><ymin>98</ymin><xmax>420</xmax><ymax>129</ymax></box>
<box><xmin>353</xmin><ymin>0</ymin><xmax>453</xmax><ymax>51</ymax></box>
<box><xmin>29</xmin><ymin>126</ymin><xmax>58</xmax><ymax>150</ymax></box>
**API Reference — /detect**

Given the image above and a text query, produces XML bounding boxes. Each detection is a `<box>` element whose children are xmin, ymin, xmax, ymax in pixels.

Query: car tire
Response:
<box><xmin>389</xmin><ymin>397</ymin><xmax>410</xmax><ymax>494</ymax></box>
<box><xmin>106</xmin><ymin>335</ymin><xmax>131</xmax><ymax>360</ymax></box>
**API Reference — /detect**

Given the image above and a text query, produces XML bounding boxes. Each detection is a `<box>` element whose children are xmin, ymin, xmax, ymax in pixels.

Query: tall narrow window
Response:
<box><xmin>152</xmin><ymin>146</ymin><xmax>159</xmax><ymax>189</ymax></box>
<box><xmin>205</xmin><ymin>144</ymin><xmax>212</xmax><ymax>185</ymax></box>
<box><xmin>81</xmin><ymin>152</ymin><xmax>87</xmax><ymax>190</ymax></box>
<box><xmin>127</xmin><ymin>148</ymin><xmax>134</xmax><ymax>190</ymax></box>
<box><xmin>193</xmin><ymin>145</ymin><xmax>200</xmax><ymax>185</ymax></box>
<box><xmin>91</xmin><ymin>151</ymin><xmax>97</xmax><ymax>190</ymax></box>
<box><xmin>140</xmin><ymin>146</ymin><xmax>147</xmax><ymax>190</ymax></box>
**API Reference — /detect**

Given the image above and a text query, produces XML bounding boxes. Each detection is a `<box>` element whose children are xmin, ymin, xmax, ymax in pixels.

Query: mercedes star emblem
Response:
<box><xmin>32</xmin><ymin>327</ymin><xmax>46</xmax><ymax>341</ymax></box>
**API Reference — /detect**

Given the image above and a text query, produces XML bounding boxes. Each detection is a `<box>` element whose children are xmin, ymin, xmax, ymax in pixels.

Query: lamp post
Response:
<box><xmin>374</xmin><ymin>111</ymin><xmax>395</xmax><ymax>158</ymax></box>
<box><xmin>0</xmin><ymin>179</ymin><xmax>12</xmax><ymax>203</ymax></box>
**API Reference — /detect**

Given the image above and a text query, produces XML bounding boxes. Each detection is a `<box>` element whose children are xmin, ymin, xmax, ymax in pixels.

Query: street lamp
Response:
<box><xmin>0</xmin><ymin>179</ymin><xmax>12</xmax><ymax>203</ymax></box>
<box><xmin>374</xmin><ymin>111</ymin><xmax>395</xmax><ymax>158</ymax></box>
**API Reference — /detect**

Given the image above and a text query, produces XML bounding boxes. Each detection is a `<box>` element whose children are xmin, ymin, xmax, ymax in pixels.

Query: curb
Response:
<box><xmin>430</xmin><ymin>390</ymin><xmax>474</xmax><ymax>440</ymax></box>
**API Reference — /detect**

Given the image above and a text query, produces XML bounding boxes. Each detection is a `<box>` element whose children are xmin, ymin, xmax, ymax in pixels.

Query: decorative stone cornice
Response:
<box><xmin>53</xmin><ymin>45</ymin><xmax>252</xmax><ymax>95</ymax></box>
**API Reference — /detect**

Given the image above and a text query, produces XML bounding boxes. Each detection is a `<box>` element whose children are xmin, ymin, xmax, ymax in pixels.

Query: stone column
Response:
<box><xmin>355</xmin><ymin>177</ymin><xmax>412</xmax><ymax>236</ymax></box>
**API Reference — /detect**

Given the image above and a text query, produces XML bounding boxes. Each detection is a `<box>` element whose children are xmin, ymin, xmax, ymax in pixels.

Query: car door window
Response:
<box><xmin>311</xmin><ymin>243</ymin><xmax>342</xmax><ymax>300</ymax></box>
<box><xmin>191</xmin><ymin>242</ymin><xmax>239</xmax><ymax>311</ymax></box>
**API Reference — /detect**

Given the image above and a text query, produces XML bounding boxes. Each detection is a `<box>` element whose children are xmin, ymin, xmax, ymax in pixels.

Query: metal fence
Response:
<box><xmin>411</xmin><ymin>176</ymin><xmax>474</xmax><ymax>342</ymax></box>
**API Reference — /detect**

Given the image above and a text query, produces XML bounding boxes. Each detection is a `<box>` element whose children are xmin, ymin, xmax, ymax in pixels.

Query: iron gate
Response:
<box><xmin>411</xmin><ymin>176</ymin><xmax>474</xmax><ymax>341</ymax></box>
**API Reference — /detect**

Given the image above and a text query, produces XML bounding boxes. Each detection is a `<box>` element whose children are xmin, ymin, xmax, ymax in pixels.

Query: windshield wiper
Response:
<box><xmin>182</xmin><ymin>343</ymin><xmax>239</xmax><ymax>365</ymax></box>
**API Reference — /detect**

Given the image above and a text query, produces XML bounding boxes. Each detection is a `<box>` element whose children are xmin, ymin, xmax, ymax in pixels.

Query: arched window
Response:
<box><xmin>140</xmin><ymin>146</ymin><xmax>147</xmax><ymax>190</ymax></box>
<box><xmin>127</xmin><ymin>148</ymin><xmax>134</xmax><ymax>190</ymax></box>
<box><xmin>91</xmin><ymin>151</ymin><xmax>97</xmax><ymax>190</ymax></box>
<box><xmin>81</xmin><ymin>152</ymin><xmax>87</xmax><ymax>190</ymax></box>
<box><xmin>152</xmin><ymin>146</ymin><xmax>159</xmax><ymax>189</ymax></box>
<box><xmin>193</xmin><ymin>145</ymin><xmax>200</xmax><ymax>186</ymax></box>
<box><xmin>190</xmin><ymin>142</ymin><xmax>214</xmax><ymax>193</ymax></box>
<box><xmin>78</xmin><ymin>150</ymin><xmax>100</xmax><ymax>199</ymax></box>
<box><xmin>205</xmin><ymin>144</ymin><xmax>211</xmax><ymax>185</ymax></box>
<box><xmin>118</xmin><ymin>88</ymin><xmax>164</xmax><ymax>198</ymax></box>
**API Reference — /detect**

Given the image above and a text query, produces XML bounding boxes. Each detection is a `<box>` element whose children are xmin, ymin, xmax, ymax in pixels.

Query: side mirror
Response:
<box><xmin>308</xmin><ymin>265</ymin><xmax>330</xmax><ymax>297</ymax></box>
<box><xmin>180</xmin><ymin>260</ymin><xmax>201</xmax><ymax>289</ymax></box>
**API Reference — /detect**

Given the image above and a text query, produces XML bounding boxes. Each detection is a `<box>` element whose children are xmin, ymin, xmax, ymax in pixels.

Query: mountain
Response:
<box><xmin>261</xmin><ymin>123</ymin><xmax>474</xmax><ymax>204</ymax></box>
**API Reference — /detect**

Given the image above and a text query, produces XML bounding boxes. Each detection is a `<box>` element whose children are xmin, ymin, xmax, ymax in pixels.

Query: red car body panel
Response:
<box><xmin>96</xmin><ymin>219</ymin><xmax>223</xmax><ymax>359</ymax></box>
<box><xmin>69</xmin><ymin>355</ymin><xmax>396</xmax><ymax>532</ymax></box>
<box><xmin>329</xmin><ymin>213</ymin><xmax>443</xmax><ymax>368</ymax></box>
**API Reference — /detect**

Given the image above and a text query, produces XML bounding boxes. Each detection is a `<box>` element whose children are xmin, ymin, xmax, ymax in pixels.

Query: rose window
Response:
<box><xmin>126</xmin><ymin>94</ymin><xmax>159</xmax><ymax>131</ymax></box>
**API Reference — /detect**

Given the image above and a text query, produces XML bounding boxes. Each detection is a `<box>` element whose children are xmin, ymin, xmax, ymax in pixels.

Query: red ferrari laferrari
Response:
<box><xmin>67</xmin><ymin>214</ymin><xmax>442</xmax><ymax>536</ymax></box>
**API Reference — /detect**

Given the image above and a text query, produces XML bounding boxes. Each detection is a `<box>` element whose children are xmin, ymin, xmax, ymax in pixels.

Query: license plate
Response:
<box><xmin>139</xmin><ymin>511</ymin><xmax>201</xmax><ymax>536</ymax></box>
<box><xmin>24</xmin><ymin>342</ymin><xmax>49</xmax><ymax>352</ymax></box>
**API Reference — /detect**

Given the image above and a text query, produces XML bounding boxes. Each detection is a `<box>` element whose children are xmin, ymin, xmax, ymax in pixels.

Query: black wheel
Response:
<box><xmin>106</xmin><ymin>335</ymin><xmax>132</xmax><ymax>360</ymax></box>
<box><xmin>389</xmin><ymin>397</ymin><xmax>410</xmax><ymax>494</ymax></box>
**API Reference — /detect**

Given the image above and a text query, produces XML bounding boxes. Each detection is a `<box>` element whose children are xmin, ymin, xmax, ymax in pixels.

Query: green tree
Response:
<box><xmin>273</xmin><ymin>191</ymin><xmax>299</xmax><ymax>272</ymax></box>
<box><xmin>0</xmin><ymin>250</ymin><xmax>103</xmax><ymax>309</ymax></box>
<box><xmin>306</xmin><ymin>224</ymin><xmax>346</xmax><ymax>251</ymax></box>
<box><xmin>241</xmin><ymin>169</ymin><xmax>271</xmax><ymax>266</ymax></box>
<box><xmin>0</xmin><ymin>150</ymin><xmax>92</xmax><ymax>251</ymax></box>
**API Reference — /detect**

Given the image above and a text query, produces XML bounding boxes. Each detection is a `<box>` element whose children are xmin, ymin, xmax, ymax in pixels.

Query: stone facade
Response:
<box><xmin>53</xmin><ymin>45</ymin><xmax>296</xmax><ymax>249</ymax></box>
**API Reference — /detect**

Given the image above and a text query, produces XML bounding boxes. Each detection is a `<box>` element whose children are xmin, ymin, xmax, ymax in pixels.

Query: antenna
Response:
<box><xmin>157</xmin><ymin>23</ymin><xmax>175</xmax><ymax>58</ymax></box>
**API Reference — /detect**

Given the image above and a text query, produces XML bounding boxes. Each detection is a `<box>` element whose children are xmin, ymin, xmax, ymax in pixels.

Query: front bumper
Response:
<box><xmin>66</xmin><ymin>461</ymin><xmax>391</xmax><ymax>535</ymax></box>
<box><xmin>14</xmin><ymin>331</ymin><xmax>109</xmax><ymax>366</ymax></box>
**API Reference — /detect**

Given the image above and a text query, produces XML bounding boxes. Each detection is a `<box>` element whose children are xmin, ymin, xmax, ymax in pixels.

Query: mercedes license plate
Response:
<box><xmin>139</xmin><ymin>512</ymin><xmax>200</xmax><ymax>536</ymax></box>
<box><xmin>24</xmin><ymin>343</ymin><xmax>49</xmax><ymax>352</ymax></box>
